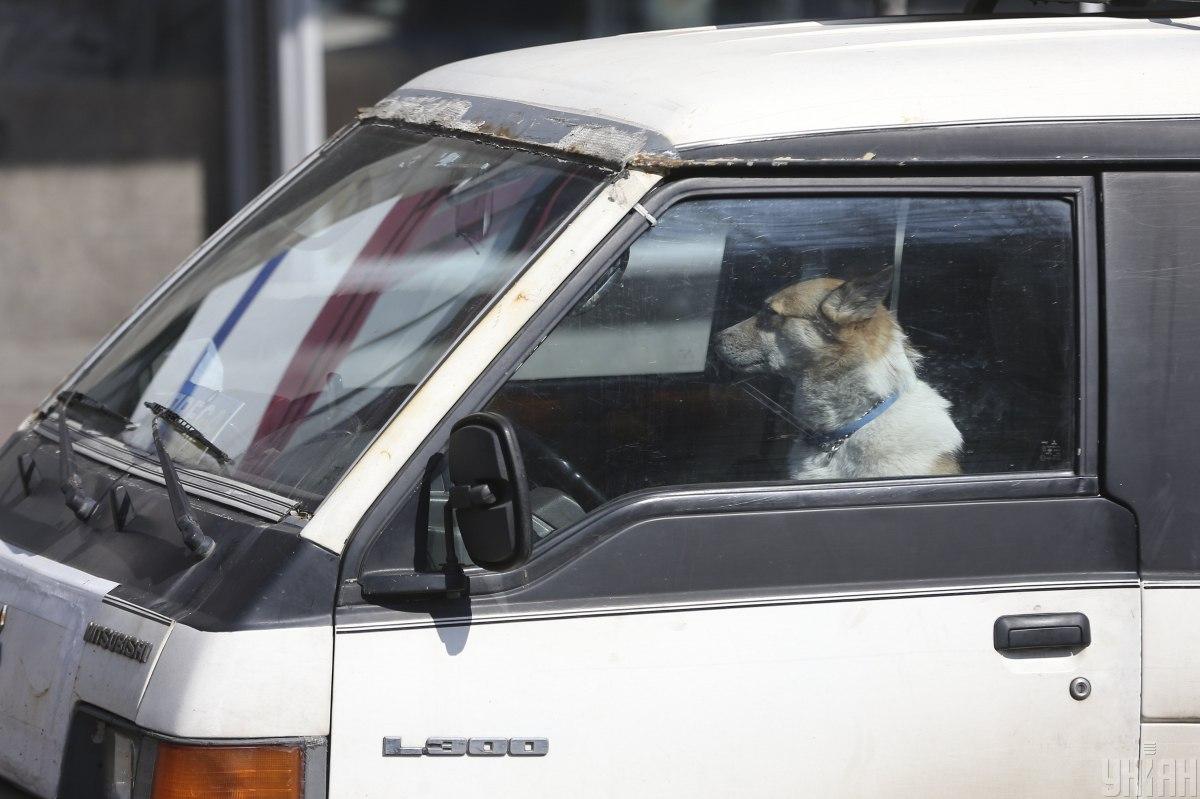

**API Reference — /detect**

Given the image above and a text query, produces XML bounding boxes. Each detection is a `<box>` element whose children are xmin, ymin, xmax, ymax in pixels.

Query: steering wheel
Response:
<box><xmin>509</xmin><ymin>420</ymin><xmax>608</xmax><ymax>511</ymax></box>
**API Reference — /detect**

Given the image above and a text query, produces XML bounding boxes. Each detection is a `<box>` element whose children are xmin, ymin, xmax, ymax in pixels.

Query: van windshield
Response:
<box><xmin>65</xmin><ymin>123</ymin><xmax>608</xmax><ymax>509</ymax></box>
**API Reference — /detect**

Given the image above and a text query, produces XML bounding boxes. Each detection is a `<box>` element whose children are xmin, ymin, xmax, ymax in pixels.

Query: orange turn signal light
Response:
<box><xmin>150</xmin><ymin>743</ymin><xmax>303</xmax><ymax>799</ymax></box>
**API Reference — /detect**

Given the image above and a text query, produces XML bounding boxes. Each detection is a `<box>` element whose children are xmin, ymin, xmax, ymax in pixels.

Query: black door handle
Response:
<box><xmin>994</xmin><ymin>612</ymin><xmax>1090</xmax><ymax>652</ymax></box>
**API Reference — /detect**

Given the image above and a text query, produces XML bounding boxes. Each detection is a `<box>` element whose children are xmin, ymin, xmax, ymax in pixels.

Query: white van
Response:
<box><xmin>3</xmin><ymin>10</ymin><xmax>1200</xmax><ymax>798</ymax></box>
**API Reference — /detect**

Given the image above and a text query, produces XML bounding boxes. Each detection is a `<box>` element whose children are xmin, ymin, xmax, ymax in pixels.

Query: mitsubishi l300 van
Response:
<box><xmin>2</xmin><ymin>9</ymin><xmax>1200</xmax><ymax>798</ymax></box>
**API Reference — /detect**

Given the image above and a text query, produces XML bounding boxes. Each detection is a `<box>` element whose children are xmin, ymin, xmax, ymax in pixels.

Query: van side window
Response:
<box><xmin>434</xmin><ymin>194</ymin><xmax>1076</xmax><ymax>552</ymax></box>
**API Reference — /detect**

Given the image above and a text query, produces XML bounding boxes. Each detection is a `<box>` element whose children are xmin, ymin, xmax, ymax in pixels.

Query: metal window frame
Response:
<box><xmin>341</xmin><ymin>173</ymin><xmax>1100</xmax><ymax>597</ymax></box>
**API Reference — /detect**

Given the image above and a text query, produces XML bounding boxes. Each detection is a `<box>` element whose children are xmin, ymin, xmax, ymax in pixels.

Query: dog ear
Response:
<box><xmin>819</xmin><ymin>267</ymin><xmax>894</xmax><ymax>325</ymax></box>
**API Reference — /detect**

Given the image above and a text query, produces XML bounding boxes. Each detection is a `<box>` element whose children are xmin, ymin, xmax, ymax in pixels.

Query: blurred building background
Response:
<box><xmin>0</xmin><ymin>0</ymin><xmax>1100</xmax><ymax>433</ymax></box>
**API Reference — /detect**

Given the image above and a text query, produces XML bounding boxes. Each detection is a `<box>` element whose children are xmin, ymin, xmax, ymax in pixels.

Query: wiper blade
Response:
<box><xmin>56</xmin><ymin>390</ymin><xmax>135</xmax><ymax>431</ymax></box>
<box><xmin>148</xmin><ymin>415</ymin><xmax>216</xmax><ymax>559</ymax></box>
<box><xmin>143</xmin><ymin>401</ymin><xmax>232</xmax><ymax>465</ymax></box>
<box><xmin>56</xmin><ymin>400</ymin><xmax>98</xmax><ymax>521</ymax></box>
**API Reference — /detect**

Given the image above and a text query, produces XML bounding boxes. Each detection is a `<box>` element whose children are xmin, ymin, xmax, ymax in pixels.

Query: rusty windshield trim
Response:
<box><xmin>361</xmin><ymin>89</ymin><xmax>678</xmax><ymax>169</ymax></box>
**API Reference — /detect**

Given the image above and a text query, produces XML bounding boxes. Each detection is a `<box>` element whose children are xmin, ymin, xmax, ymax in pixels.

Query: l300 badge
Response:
<box><xmin>383</xmin><ymin>737</ymin><xmax>548</xmax><ymax>757</ymax></box>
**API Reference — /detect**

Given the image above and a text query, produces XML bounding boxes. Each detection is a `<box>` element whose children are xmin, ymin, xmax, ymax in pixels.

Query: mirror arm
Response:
<box><xmin>440</xmin><ymin>492</ymin><xmax>466</xmax><ymax>594</ymax></box>
<box><xmin>357</xmin><ymin>534</ymin><xmax>468</xmax><ymax>600</ymax></box>
<box><xmin>358</xmin><ymin>453</ymin><xmax>467</xmax><ymax>601</ymax></box>
<box><xmin>358</xmin><ymin>568</ymin><xmax>461</xmax><ymax>599</ymax></box>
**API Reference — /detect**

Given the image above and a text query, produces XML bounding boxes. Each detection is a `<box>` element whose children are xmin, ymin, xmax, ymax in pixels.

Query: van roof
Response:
<box><xmin>366</xmin><ymin>15</ymin><xmax>1200</xmax><ymax>165</ymax></box>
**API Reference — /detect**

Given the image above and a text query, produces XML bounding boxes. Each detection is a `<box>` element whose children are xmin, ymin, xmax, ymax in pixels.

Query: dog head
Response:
<box><xmin>714</xmin><ymin>269</ymin><xmax>898</xmax><ymax>378</ymax></box>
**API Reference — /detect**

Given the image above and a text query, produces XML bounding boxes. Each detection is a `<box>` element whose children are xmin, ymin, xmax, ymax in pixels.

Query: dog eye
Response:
<box><xmin>757</xmin><ymin>307</ymin><xmax>782</xmax><ymax>327</ymax></box>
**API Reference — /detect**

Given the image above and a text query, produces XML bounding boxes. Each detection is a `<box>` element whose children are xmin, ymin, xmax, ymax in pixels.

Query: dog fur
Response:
<box><xmin>714</xmin><ymin>270</ymin><xmax>962</xmax><ymax>481</ymax></box>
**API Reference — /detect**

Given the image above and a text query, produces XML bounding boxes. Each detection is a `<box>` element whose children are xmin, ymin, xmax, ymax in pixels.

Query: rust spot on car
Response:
<box><xmin>473</xmin><ymin>121</ymin><xmax>517</xmax><ymax>140</ymax></box>
<box><xmin>361</xmin><ymin>93</ymin><xmax>922</xmax><ymax>175</ymax></box>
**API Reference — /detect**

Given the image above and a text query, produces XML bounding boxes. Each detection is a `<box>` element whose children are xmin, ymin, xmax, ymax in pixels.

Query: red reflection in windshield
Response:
<box><xmin>245</xmin><ymin>186</ymin><xmax>451</xmax><ymax>466</ymax></box>
<box><xmin>241</xmin><ymin>168</ymin><xmax>590</xmax><ymax>474</ymax></box>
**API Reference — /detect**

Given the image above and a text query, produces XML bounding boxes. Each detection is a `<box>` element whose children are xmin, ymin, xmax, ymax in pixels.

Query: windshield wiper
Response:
<box><xmin>56</xmin><ymin>390</ymin><xmax>135</xmax><ymax>431</ymax></box>
<box><xmin>56</xmin><ymin>400</ymin><xmax>99</xmax><ymax>521</ymax></box>
<box><xmin>146</xmin><ymin>411</ymin><xmax>216</xmax><ymax>559</ymax></box>
<box><xmin>143</xmin><ymin>401</ymin><xmax>232</xmax><ymax>465</ymax></box>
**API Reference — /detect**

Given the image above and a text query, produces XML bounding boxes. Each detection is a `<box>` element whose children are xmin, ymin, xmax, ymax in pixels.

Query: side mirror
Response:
<box><xmin>446</xmin><ymin>412</ymin><xmax>532</xmax><ymax>571</ymax></box>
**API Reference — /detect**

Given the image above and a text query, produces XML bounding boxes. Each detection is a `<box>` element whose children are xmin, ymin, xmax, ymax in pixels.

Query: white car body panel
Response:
<box><xmin>330</xmin><ymin>586</ymin><xmax>1140</xmax><ymax>798</ymax></box>
<box><xmin>75</xmin><ymin>597</ymin><xmax>175</xmax><ymax>729</ymax></box>
<box><xmin>133</xmin><ymin>623</ymin><xmax>332</xmax><ymax>739</ymax></box>
<box><xmin>1141</xmin><ymin>585</ymin><xmax>1200</xmax><ymax>720</ymax></box>
<box><xmin>406</xmin><ymin>16</ymin><xmax>1200</xmax><ymax>150</ymax></box>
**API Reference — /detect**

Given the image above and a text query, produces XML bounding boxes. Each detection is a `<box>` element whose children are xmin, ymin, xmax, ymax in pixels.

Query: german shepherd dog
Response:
<box><xmin>714</xmin><ymin>269</ymin><xmax>962</xmax><ymax>481</ymax></box>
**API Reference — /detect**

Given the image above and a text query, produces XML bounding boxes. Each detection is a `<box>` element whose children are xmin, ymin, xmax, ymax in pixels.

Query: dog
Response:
<box><xmin>714</xmin><ymin>268</ymin><xmax>962</xmax><ymax>481</ymax></box>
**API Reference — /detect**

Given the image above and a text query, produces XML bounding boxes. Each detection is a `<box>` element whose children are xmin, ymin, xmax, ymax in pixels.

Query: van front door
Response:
<box><xmin>329</xmin><ymin>178</ymin><xmax>1140</xmax><ymax>798</ymax></box>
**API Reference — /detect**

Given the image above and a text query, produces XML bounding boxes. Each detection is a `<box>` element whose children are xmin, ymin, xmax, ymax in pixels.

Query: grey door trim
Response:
<box><xmin>339</xmin><ymin>576</ymin><xmax>1140</xmax><ymax>634</ymax></box>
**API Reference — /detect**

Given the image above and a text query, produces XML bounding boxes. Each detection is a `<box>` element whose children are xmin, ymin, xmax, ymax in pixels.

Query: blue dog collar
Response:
<box><xmin>804</xmin><ymin>392</ymin><xmax>900</xmax><ymax>452</ymax></box>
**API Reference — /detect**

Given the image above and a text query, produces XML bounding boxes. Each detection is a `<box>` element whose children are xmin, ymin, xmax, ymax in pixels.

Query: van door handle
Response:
<box><xmin>993</xmin><ymin>612</ymin><xmax>1090</xmax><ymax>652</ymax></box>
